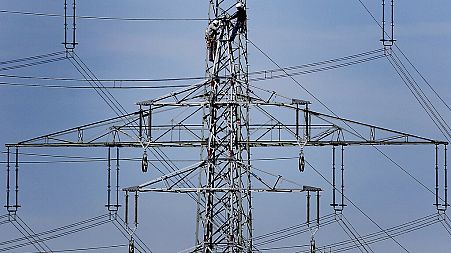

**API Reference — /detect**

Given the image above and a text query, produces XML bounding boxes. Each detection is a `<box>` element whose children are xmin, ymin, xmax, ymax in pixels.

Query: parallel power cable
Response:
<box><xmin>248</xmin><ymin>37</ymin><xmax>448</xmax><ymax>252</ymax></box>
<box><xmin>67</xmin><ymin>50</ymin><xmax>207</xmax><ymax>216</ymax></box>
<box><xmin>249</xmin><ymin>79</ymin><xmax>447</xmax><ymax>207</ymax></box>
<box><xmin>257</xmin><ymin>212</ymin><xmax>439</xmax><ymax>253</ymax></box>
<box><xmin>315</xmin><ymin>214</ymin><xmax>441</xmax><ymax>253</ymax></box>
<box><xmin>336</xmin><ymin>220</ymin><xmax>369</xmax><ymax>253</ymax></box>
<box><xmin>7</xmin><ymin>215</ymin><xmax>53</xmax><ymax>253</ymax></box>
<box><xmin>0</xmin><ymin>214</ymin><xmax>111</xmax><ymax>252</ymax></box>
<box><xmin>394</xmin><ymin>45</ymin><xmax>451</xmax><ymax>112</ymax></box>
<box><xmin>0</xmin><ymin>51</ymin><xmax>67</xmax><ymax>72</ymax></box>
<box><xmin>389</xmin><ymin>51</ymin><xmax>451</xmax><ymax>139</ymax></box>
<box><xmin>0</xmin><ymin>51</ymin><xmax>65</xmax><ymax>65</ymax></box>
<box><xmin>252</xmin><ymin>214</ymin><xmax>337</xmax><ymax>247</ymax></box>
<box><xmin>68</xmin><ymin>52</ymin><xmax>129</xmax><ymax>117</ymax></box>
<box><xmin>306</xmin><ymin>158</ymin><xmax>414</xmax><ymax>253</ymax></box>
<box><xmin>387</xmin><ymin>54</ymin><xmax>451</xmax><ymax>141</ymax></box>
<box><xmin>354</xmin><ymin>0</ymin><xmax>450</xmax><ymax>112</ymax></box>
<box><xmin>112</xmin><ymin>215</ymin><xmax>153</xmax><ymax>253</ymax></box>
<box><xmin>29</xmin><ymin>244</ymin><xmax>128</xmax><ymax>253</ymax></box>
<box><xmin>337</xmin><ymin>214</ymin><xmax>374</xmax><ymax>253</ymax></box>
<box><xmin>0</xmin><ymin>9</ymin><xmax>207</xmax><ymax>21</ymax></box>
<box><xmin>353</xmin><ymin>0</ymin><xmax>450</xmax><ymax>141</ymax></box>
<box><xmin>0</xmin><ymin>49</ymin><xmax>383</xmax><ymax>89</ymax></box>
<box><xmin>439</xmin><ymin>214</ymin><xmax>451</xmax><ymax>237</ymax></box>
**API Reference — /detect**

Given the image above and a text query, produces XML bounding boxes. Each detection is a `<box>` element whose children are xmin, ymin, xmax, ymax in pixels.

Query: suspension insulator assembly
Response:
<box><xmin>141</xmin><ymin>151</ymin><xmax>148</xmax><ymax>173</ymax></box>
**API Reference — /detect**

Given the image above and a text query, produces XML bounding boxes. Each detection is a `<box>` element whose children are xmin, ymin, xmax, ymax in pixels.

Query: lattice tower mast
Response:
<box><xmin>198</xmin><ymin>1</ymin><xmax>251</xmax><ymax>252</ymax></box>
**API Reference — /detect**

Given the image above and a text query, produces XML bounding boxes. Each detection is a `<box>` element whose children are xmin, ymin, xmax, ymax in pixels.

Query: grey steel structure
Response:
<box><xmin>4</xmin><ymin>1</ymin><xmax>449</xmax><ymax>253</ymax></box>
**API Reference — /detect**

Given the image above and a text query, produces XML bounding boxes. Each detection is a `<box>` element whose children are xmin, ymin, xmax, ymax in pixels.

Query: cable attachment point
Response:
<box><xmin>141</xmin><ymin>151</ymin><xmax>148</xmax><ymax>173</ymax></box>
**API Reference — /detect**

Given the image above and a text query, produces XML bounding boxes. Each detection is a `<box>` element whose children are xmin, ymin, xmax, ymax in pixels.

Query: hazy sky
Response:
<box><xmin>0</xmin><ymin>1</ymin><xmax>450</xmax><ymax>252</ymax></box>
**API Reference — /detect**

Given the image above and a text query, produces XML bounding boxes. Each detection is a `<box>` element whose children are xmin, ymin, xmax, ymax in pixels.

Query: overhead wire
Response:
<box><xmin>253</xmin><ymin>214</ymin><xmax>337</xmax><ymax>247</ymax></box>
<box><xmin>387</xmin><ymin>56</ymin><xmax>450</xmax><ymax>141</ymax></box>
<box><xmin>314</xmin><ymin>214</ymin><xmax>441</xmax><ymax>253</ymax></box>
<box><xmin>0</xmin><ymin>51</ymin><xmax>65</xmax><ymax>65</ymax></box>
<box><xmin>28</xmin><ymin>244</ymin><xmax>128</xmax><ymax>252</ymax></box>
<box><xmin>352</xmin><ymin>0</ymin><xmax>450</xmax><ymax>141</ymax></box>
<box><xmin>112</xmin><ymin>215</ymin><xmax>153</xmax><ymax>253</ymax></box>
<box><xmin>2</xmin><ymin>2</ymin><xmax>448</xmax><ymax>251</ymax></box>
<box><xmin>336</xmin><ymin>213</ymin><xmax>374</xmax><ymax>253</ymax></box>
<box><xmin>305</xmin><ymin>158</ymin><xmax>412</xmax><ymax>253</ymax></box>
<box><xmin>354</xmin><ymin>0</ymin><xmax>450</xmax><ymax>112</ymax></box>
<box><xmin>0</xmin><ymin>56</ymin><xmax>67</xmax><ymax>72</ymax></box>
<box><xmin>336</xmin><ymin>219</ymin><xmax>369</xmax><ymax>253</ymax></box>
<box><xmin>394</xmin><ymin>45</ymin><xmax>451</xmax><ymax>112</ymax></box>
<box><xmin>7</xmin><ymin>215</ymin><xmax>53</xmax><ymax>253</ymax></box>
<box><xmin>0</xmin><ymin>214</ymin><xmax>112</xmax><ymax>252</ymax></box>
<box><xmin>0</xmin><ymin>49</ymin><xmax>384</xmax><ymax>89</ymax></box>
<box><xmin>248</xmin><ymin>36</ymin><xmax>449</xmax><ymax>251</ymax></box>
<box><xmin>0</xmin><ymin>9</ymin><xmax>207</xmax><ymax>21</ymax></box>
<box><xmin>8</xmin><ymin>219</ymin><xmax>47</xmax><ymax>253</ymax></box>
<box><xmin>388</xmin><ymin>51</ymin><xmax>451</xmax><ymax>140</ymax></box>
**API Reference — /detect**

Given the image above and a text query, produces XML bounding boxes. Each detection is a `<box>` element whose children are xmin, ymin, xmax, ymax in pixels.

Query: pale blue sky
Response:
<box><xmin>0</xmin><ymin>1</ymin><xmax>450</xmax><ymax>252</ymax></box>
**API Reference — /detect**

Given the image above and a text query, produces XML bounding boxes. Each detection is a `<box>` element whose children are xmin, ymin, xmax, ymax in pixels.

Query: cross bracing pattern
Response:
<box><xmin>0</xmin><ymin>1</ymin><xmax>450</xmax><ymax>253</ymax></box>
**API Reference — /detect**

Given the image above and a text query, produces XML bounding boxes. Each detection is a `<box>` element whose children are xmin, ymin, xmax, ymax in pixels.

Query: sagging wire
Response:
<box><xmin>0</xmin><ymin>49</ymin><xmax>384</xmax><ymax>89</ymax></box>
<box><xmin>386</xmin><ymin>51</ymin><xmax>451</xmax><ymax>141</ymax></box>
<box><xmin>305</xmin><ymin>158</ymin><xmax>411</xmax><ymax>253</ymax></box>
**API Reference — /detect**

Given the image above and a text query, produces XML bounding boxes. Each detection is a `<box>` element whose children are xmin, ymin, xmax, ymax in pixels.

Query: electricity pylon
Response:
<box><xmin>4</xmin><ymin>1</ymin><xmax>448</xmax><ymax>253</ymax></box>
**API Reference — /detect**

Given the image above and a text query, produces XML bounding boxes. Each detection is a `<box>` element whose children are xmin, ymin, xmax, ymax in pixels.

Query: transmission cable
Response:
<box><xmin>0</xmin><ymin>49</ymin><xmax>384</xmax><ymax>89</ymax></box>
<box><xmin>352</xmin><ymin>0</ymin><xmax>450</xmax><ymax>141</ymax></box>
<box><xmin>0</xmin><ymin>56</ymin><xmax>66</xmax><ymax>72</ymax></box>
<box><xmin>388</xmin><ymin>51</ymin><xmax>451</xmax><ymax>140</ymax></box>
<box><xmin>29</xmin><ymin>244</ymin><xmax>128</xmax><ymax>252</ymax></box>
<box><xmin>0</xmin><ymin>51</ymin><xmax>65</xmax><ymax>65</ymax></box>
<box><xmin>387</xmin><ymin>55</ymin><xmax>450</xmax><ymax>141</ymax></box>
<box><xmin>354</xmin><ymin>0</ymin><xmax>450</xmax><ymax>113</ymax></box>
<box><xmin>249</xmin><ymin>38</ymin><xmax>447</xmax><ymax>250</ymax></box>
<box><xmin>336</xmin><ymin>213</ymin><xmax>374</xmax><ymax>253</ymax></box>
<box><xmin>0</xmin><ymin>9</ymin><xmax>207</xmax><ymax>21</ymax></box>
<box><xmin>394</xmin><ymin>45</ymin><xmax>451</xmax><ymax>112</ymax></box>
<box><xmin>305</xmin><ymin>158</ymin><xmax>411</xmax><ymax>253</ymax></box>
<box><xmin>0</xmin><ymin>214</ymin><xmax>112</xmax><ymax>252</ymax></box>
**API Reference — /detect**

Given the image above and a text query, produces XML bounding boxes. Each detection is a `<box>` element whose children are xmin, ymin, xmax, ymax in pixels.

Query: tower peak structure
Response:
<box><xmin>3</xmin><ymin>1</ymin><xmax>449</xmax><ymax>253</ymax></box>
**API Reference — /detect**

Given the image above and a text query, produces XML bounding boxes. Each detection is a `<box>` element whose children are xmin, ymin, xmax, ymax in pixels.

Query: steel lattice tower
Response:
<box><xmin>4</xmin><ymin>1</ymin><xmax>449</xmax><ymax>253</ymax></box>
<box><xmin>199</xmin><ymin>1</ymin><xmax>251</xmax><ymax>252</ymax></box>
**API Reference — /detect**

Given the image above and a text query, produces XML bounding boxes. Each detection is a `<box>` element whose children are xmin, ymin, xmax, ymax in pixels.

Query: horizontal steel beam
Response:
<box><xmin>6</xmin><ymin>139</ymin><xmax>445</xmax><ymax>148</ymax></box>
<box><xmin>123</xmin><ymin>187</ymin><xmax>310</xmax><ymax>193</ymax></box>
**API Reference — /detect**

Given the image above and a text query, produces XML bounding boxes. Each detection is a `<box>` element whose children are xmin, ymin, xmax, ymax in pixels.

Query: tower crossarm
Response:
<box><xmin>5</xmin><ymin>104</ymin><xmax>445</xmax><ymax>148</ymax></box>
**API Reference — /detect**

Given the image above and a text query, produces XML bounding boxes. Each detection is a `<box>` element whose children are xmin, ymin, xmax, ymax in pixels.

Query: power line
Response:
<box><xmin>0</xmin><ymin>81</ymin><xmax>192</xmax><ymax>89</ymax></box>
<box><xmin>0</xmin><ymin>49</ymin><xmax>384</xmax><ymax>89</ymax></box>
<box><xmin>29</xmin><ymin>244</ymin><xmax>127</xmax><ymax>253</ymax></box>
<box><xmin>0</xmin><ymin>9</ymin><xmax>207</xmax><ymax>21</ymax></box>
<box><xmin>250</xmin><ymin>36</ymin><xmax>449</xmax><ymax>216</ymax></box>
<box><xmin>0</xmin><ymin>51</ymin><xmax>65</xmax><ymax>65</ymax></box>
<box><xmin>353</xmin><ymin>0</ymin><xmax>451</xmax><ymax>140</ymax></box>
<box><xmin>394</xmin><ymin>45</ymin><xmax>451</xmax><ymax>112</ymax></box>
<box><xmin>305</xmin><ymin>159</ymin><xmax>411</xmax><ymax>253</ymax></box>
